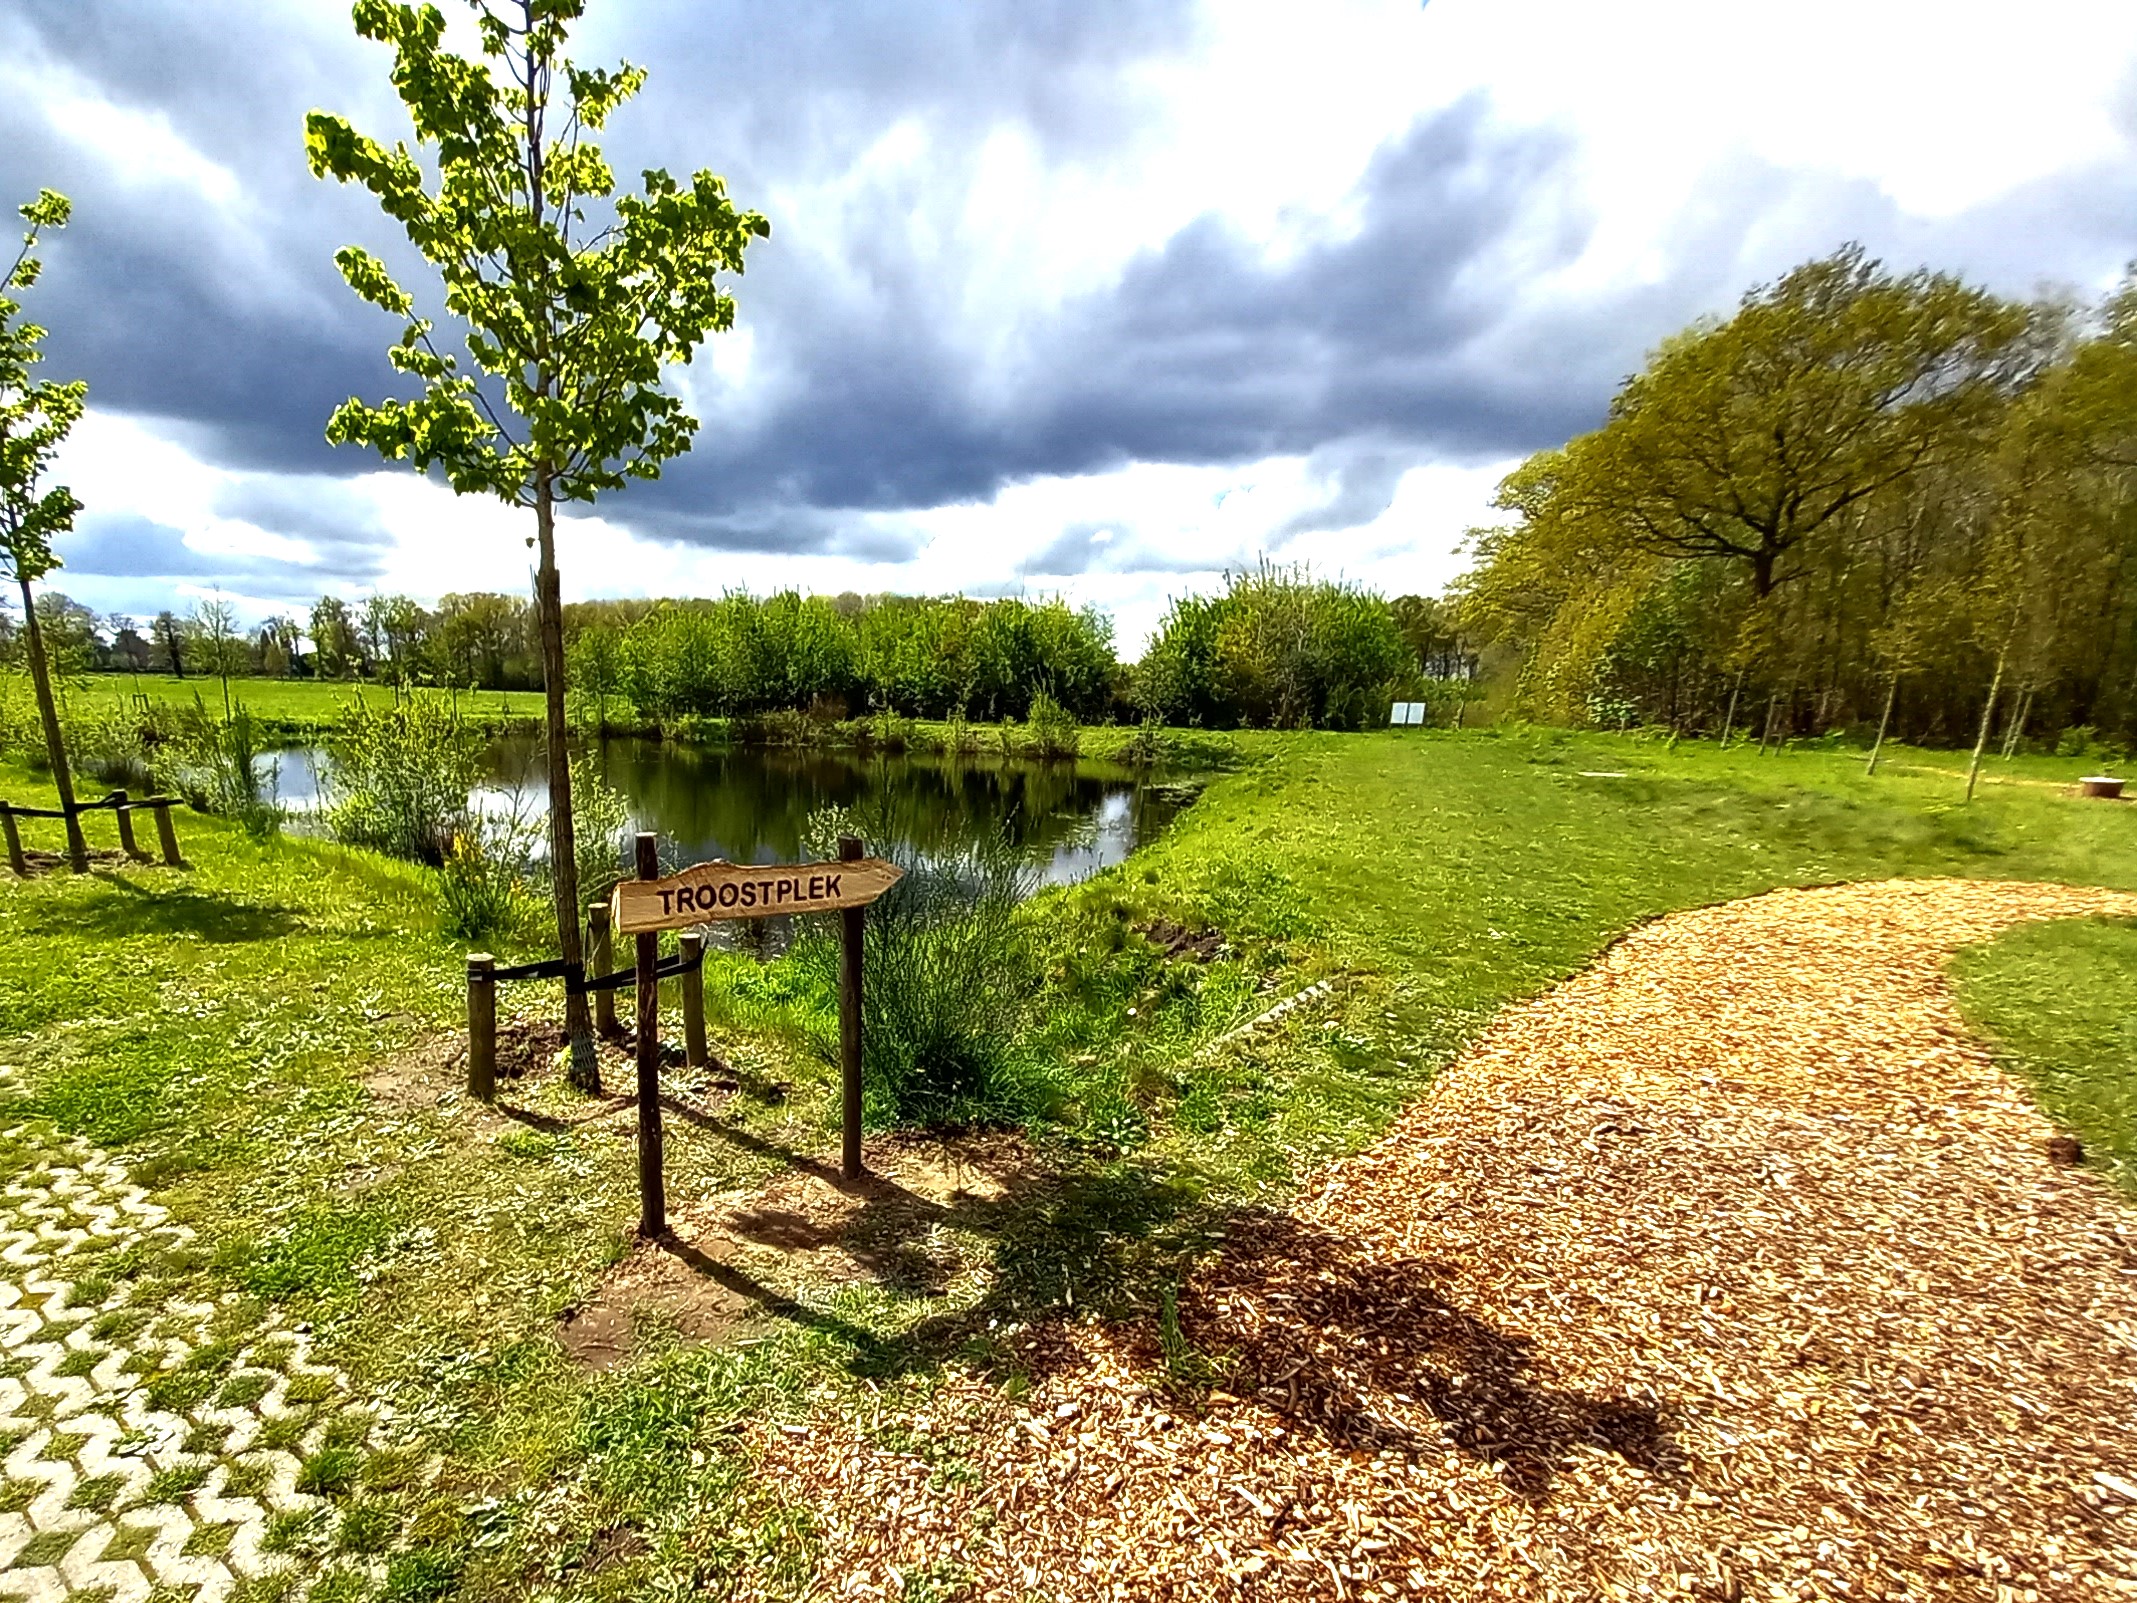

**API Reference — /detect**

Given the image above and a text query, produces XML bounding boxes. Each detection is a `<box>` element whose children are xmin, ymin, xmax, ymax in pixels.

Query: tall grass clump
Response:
<box><xmin>790</xmin><ymin>819</ymin><xmax>1046</xmax><ymax>1127</ymax></box>
<box><xmin>323</xmin><ymin>696</ymin><xmax>478</xmax><ymax>866</ymax></box>
<box><xmin>68</xmin><ymin>692</ymin><xmax>284</xmax><ymax>838</ymax></box>
<box><xmin>191</xmin><ymin>702</ymin><xmax>282</xmax><ymax>839</ymax></box>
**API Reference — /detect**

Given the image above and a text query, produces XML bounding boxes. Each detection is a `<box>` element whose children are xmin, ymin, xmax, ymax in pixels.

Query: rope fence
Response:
<box><xmin>464</xmin><ymin>926</ymin><xmax>709</xmax><ymax>1100</ymax></box>
<box><xmin>1</xmin><ymin>789</ymin><xmax>184</xmax><ymax>876</ymax></box>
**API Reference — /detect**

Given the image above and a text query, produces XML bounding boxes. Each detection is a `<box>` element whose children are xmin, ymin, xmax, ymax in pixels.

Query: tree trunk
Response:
<box><xmin>1718</xmin><ymin>669</ymin><xmax>1744</xmax><ymax>748</ymax></box>
<box><xmin>534</xmin><ymin>478</ymin><xmax>600</xmax><ymax>1092</ymax></box>
<box><xmin>1999</xmin><ymin>687</ymin><xmax>2033</xmax><ymax>760</ymax></box>
<box><xmin>1751</xmin><ymin>549</ymin><xmax>1775</xmax><ymax>598</ymax></box>
<box><xmin>19</xmin><ymin>577</ymin><xmax>88</xmax><ymax>872</ymax></box>
<box><xmin>1865</xmin><ymin>672</ymin><xmax>1898</xmax><ymax>776</ymax></box>
<box><xmin>1965</xmin><ymin>649</ymin><xmax>2006</xmax><ymax>803</ymax></box>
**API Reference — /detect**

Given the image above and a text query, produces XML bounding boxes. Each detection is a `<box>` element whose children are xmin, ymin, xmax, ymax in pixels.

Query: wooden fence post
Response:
<box><xmin>633</xmin><ymin>832</ymin><xmax>667</xmax><ymax>1238</ymax></box>
<box><xmin>467</xmin><ymin>954</ymin><xmax>497</xmax><ymax>1101</ymax></box>
<box><xmin>149</xmin><ymin>799</ymin><xmax>183</xmax><ymax>866</ymax></box>
<box><xmin>0</xmin><ymin>805</ymin><xmax>24</xmax><ymax>878</ymax></box>
<box><xmin>839</xmin><ymin>835</ymin><xmax>866</xmax><ymax>1182</ymax></box>
<box><xmin>679</xmin><ymin>930</ymin><xmax>709</xmax><ymax>1069</ymax></box>
<box><xmin>588</xmin><ymin>902</ymin><xmax>620</xmax><ymax>1038</ymax></box>
<box><xmin>111</xmin><ymin>790</ymin><xmax>142</xmax><ymax>859</ymax></box>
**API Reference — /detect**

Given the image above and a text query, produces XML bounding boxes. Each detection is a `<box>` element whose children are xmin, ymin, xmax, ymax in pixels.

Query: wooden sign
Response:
<box><xmin>612</xmin><ymin>855</ymin><xmax>903</xmax><ymax>935</ymax></box>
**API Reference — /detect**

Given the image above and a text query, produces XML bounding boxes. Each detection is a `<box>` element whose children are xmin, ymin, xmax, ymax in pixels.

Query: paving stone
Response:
<box><xmin>0</xmin><ymin>1131</ymin><xmax>412</xmax><ymax>1599</ymax></box>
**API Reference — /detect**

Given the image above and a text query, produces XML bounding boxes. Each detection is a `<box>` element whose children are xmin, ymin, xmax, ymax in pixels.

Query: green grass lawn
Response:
<box><xmin>59</xmin><ymin>672</ymin><xmax>535</xmax><ymax>729</ymax></box>
<box><xmin>2</xmin><ymin>726</ymin><xmax>2133</xmax><ymax>1599</ymax></box>
<box><xmin>1952</xmin><ymin>916</ymin><xmax>2137</xmax><ymax>1195</ymax></box>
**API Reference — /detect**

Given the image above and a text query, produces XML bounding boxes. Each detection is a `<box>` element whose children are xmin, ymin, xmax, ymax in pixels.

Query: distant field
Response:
<box><xmin>67</xmin><ymin>672</ymin><xmax>536</xmax><ymax>724</ymax></box>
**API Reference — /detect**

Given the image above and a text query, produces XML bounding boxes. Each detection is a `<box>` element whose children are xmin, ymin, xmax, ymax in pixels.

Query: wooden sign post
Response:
<box><xmin>837</xmin><ymin>836</ymin><xmax>866</xmax><ymax>1181</ymax></box>
<box><xmin>614</xmin><ymin>840</ymin><xmax>902</xmax><ymax>1225</ymax></box>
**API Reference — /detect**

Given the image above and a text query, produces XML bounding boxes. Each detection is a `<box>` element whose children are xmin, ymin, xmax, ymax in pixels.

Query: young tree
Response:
<box><xmin>0</xmin><ymin>190</ymin><xmax>89</xmax><ymax>871</ymax></box>
<box><xmin>566</xmin><ymin>619</ymin><xmax>620</xmax><ymax>732</ymax></box>
<box><xmin>189</xmin><ymin>596</ymin><xmax>243</xmax><ymax>718</ymax></box>
<box><xmin>364</xmin><ymin>593</ymin><xmax>431</xmax><ymax>685</ymax></box>
<box><xmin>308</xmin><ymin>0</ymin><xmax>768</xmax><ymax>1090</ymax></box>
<box><xmin>259</xmin><ymin>613</ymin><xmax>302</xmax><ymax>677</ymax></box>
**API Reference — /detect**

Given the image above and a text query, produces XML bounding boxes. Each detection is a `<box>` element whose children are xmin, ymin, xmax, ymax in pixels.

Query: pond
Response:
<box><xmin>271</xmin><ymin>733</ymin><xmax>1190</xmax><ymax>889</ymax></box>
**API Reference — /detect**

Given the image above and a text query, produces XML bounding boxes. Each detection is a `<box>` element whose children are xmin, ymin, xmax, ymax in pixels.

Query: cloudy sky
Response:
<box><xmin>6</xmin><ymin>0</ymin><xmax>2137</xmax><ymax>651</ymax></box>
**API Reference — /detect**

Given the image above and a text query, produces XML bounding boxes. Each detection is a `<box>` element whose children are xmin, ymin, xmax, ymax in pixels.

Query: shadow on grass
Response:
<box><xmin>26</xmin><ymin>874</ymin><xmax>305</xmax><ymax>944</ymax></box>
<box><xmin>646</xmin><ymin>1100</ymin><xmax>1212</xmax><ymax>1358</ymax></box>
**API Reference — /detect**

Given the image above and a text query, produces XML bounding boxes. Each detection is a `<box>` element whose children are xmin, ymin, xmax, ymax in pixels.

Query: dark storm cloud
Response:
<box><xmin>0</xmin><ymin>0</ymin><xmax>1205</xmax><ymax>480</ymax></box>
<box><xmin>5</xmin><ymin>0</ymin><xmax>2137</xmax><ymax>574</ymax></box>
<box><xmin>59</xmin><ymin>515</ymin><xmax>228</xmax><ymax>579</ymax></box>
<box><xmin>633</xmin><ymin>94</ymin><xmax>1593</xmax><ymax>537</ymax></box>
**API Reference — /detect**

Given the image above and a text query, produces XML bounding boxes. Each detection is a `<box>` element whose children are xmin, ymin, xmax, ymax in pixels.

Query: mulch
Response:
<box><xmin>748</xmin><ymin>878</ymin><xmax>2137</xmax><ymax>1601</ymax></box>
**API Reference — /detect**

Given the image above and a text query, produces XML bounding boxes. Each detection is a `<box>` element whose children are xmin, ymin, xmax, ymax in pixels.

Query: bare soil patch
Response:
<box><xmin>750</xmin><ymin>878</ymin><xmax>2137</xmax><ymax>1601</ymax></box>
<box><xmin>1139</xmin><ymin>917</ymin><xmax>1226</xmax><ymax>962</ymax></box>
<box><xmin>559</xmin><ymin>1131</ymin><xmax>1045</xmax><ymax>1368</ymax></box>
<box><xmin>7</xmin><ymin>846</ymin><xmax>136</xmax><ymax>879</ymax></box>
<box><xmin>364</xmin><ymin>1021</ymin><xmax>669</xmax><ymax>1110</ymax></box>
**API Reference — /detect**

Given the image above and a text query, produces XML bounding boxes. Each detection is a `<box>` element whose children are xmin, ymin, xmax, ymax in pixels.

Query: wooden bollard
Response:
<box><xmin>588</xmin><ymin>903</ymin><xmax>620</xmax><ymax>1038</ymax></box>
<box><xmin>466</xmin><ymin>953</ymin><xmax>497</xmax><ymax>1101</ymax></box>
<box><xmin>0</xmin><ymin>804</ymin><xmax>24</xmax><ymax>878</ymax></box>
<box><xmin>149</xmin><ymin>799</ymin><xmax>182</xmax><ymax>866</ymax></box>
<box><xmin>111</xmin><ymin>791</ymin><xmax>142</xmax><ymax>859</ymax></box>
<box><xmin>839</xmin><ymin>835</ymin><xmax>866</xmax><ymax>1182</ymax></box>
<box><xmin>679</xmin><ymin>931</ymin><xmax>709</xmax><ymax>1069</ymax></box>
<box><xmin>633</xmin><ymin>832</ymin><xmax>666</xmax><ymax>1238</ymax></box>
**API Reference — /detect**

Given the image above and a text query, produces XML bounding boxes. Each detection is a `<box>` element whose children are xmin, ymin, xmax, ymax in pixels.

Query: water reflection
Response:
<box><xmin>276</xmin><ymin>734</ymin><xmax>1183</xmax><ymax>889</ymax></box>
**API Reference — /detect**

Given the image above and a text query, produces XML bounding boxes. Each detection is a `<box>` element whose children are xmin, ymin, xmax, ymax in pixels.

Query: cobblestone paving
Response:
<box><xmin>0</xmin><ymin>1122</ymin><xmax>407</xmax><ymax>1602</ymax></box>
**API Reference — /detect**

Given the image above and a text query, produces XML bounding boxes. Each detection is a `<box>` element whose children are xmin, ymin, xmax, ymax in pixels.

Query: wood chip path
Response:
<box><xmin>755</xmin><ymin>879</ymin><xmax>2137</xmax><ymax>1602</ymax></box>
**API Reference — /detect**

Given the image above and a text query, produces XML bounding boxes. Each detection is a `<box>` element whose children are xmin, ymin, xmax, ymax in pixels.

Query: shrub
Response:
<box><xmin>60</xmin><ymin>692</ymin><xmax>282</xmax><ymax>834</ymax></box>
<box><xmin>437</xmin><ymin>819</ymin><xmax>539</xmax><ymax>943</ymax></box>
<box><xmin>323</xmin><ymin>696</ymin><xmax>478</xmax><ymax>866</ymax></box>
<box><xmin>1027</xmin><ymin>690</ymin><xmax>1080</xmax><ymax>758</ymax></box>
<box><xmin>1135</xmin><ymin>561</ymin><xmax>1408</xmax><ymax>729</ymax></box>
<box><xmin>567</xmin><ymin>753</ymin><xmax>632</xmax><ymax>905</ymax></box>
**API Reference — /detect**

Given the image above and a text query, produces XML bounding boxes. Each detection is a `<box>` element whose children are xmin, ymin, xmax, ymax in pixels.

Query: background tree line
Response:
<box><xmin>1457</xmin><ymin>245</ymin><xmax>2137</xmax><ymax>756</ymax></box>
<box><xmin>7</xmin><ymin>575</ymin><xmax>1478</xmax><ymax>732</ymax></box>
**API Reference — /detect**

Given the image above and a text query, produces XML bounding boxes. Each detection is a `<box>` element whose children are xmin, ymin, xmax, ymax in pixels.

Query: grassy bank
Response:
<box><xmin>2</xmin><ymin>728</ymin><xmax>2133</xmax><ymax>1597</ymax></box>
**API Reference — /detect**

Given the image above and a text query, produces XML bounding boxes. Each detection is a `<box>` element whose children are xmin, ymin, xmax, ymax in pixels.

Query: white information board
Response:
<box><xmin>1388</xmin><ymin>701</ymin><xmax>1427</xmax><ymax>726</ymax></box>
